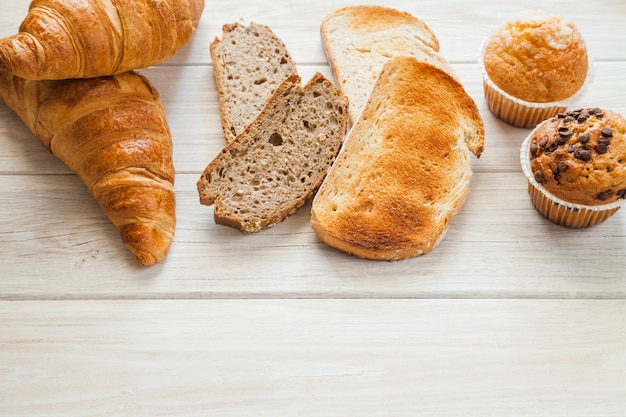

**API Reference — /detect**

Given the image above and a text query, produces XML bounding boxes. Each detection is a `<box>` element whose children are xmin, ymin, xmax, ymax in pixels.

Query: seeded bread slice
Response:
<box><xmin>311</xmin><ymin>57</ymin><xmax>484</xmax><ymax>260</ymax></box>
<box><xmin>321</xmin><ymin>5</ymin><xmax>457</xmax><ymax>124</ymax></box>
<box><xmin>210</xmin><ymin>22</ymin><xmax>298</xmax><ymax>143</ymax></box>
<box><xmin>197</xmin><ymin>72</ymin><xmax>349</xmax><ymax>232</ymax></box>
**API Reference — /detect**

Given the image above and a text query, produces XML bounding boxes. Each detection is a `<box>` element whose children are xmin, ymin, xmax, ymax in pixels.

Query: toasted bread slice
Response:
<box><xmin>311</xmin><ymin>57</ymin><xmax>484</xmax><ymax>260</ymax></box>
<box><xmin>210</xmin><ymin>22</ymin><xmax>298</xmax><ymax>143</ymax></box>
<box><xmin>197</xmin><ymin>73</ymin><xmax>348</xmax><ymax>232</ymax></box>
<box><xmin>321</xmin><ymin>5</ymin><xmax>457</xmax><ymax>124</ymax></box>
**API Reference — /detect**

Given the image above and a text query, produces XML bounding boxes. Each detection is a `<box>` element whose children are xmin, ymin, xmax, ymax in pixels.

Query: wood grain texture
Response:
<box><xmin>2</xmin><ymin>171</ymin><xmax>626</xmax><ymax>299</ymax></box>
<box><xmin>1</xmin><ymin>299</ymin><xmax>626</xmax><ymax>416</ymax></box>
<box><xmin>1</xmin><ymin>0</ymin><xmax>626</xmax><ymax>415</ymax></box>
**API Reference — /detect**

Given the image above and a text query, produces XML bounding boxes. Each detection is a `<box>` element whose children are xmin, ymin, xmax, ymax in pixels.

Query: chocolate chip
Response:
<box><xmin>534</xmin><ymin>170</ymin><xmax>544</xmax><ymax>183</ymax></box>
<box><xmin>596</xmin><ymin>143</ymin><xmax>608</xmax><ymax>154</ymax></box>
<box><xmin>579</xmin><ymin>133</ymin><xmax>590</xmax><ymax>144</ymax></box>
<box><xmin>617</xmin><ymin>189</ymin><xmax>626</xmax><ymax>199</ymax></box>
<box><xmin>539</xmin><ymin>136</ymin><xmax>549</xmax><ymax>147</ymax></box>
<box><xmin>557</xmin><ymin>161</ymin><xmax>569</xmax><ymax>173</ymax></box>
<box><xmin>558</xmin><ymin>127</ymin><xmax>574</xmax><ymax>138</ymax></box>
<box><xmin>563</xmin><ymin>115</ymin><xmax>576</xmax><ymax>123</ymax></box>
<box><xmin>577</xmin><ymin>113</ymin><xmax>589</xmax><ymax>123</ymax></box>
<box><xmin>590</xmin><ymin>108</ymin><xmax>604</xmax><ymax>117</ymax></box>
<box><xmin>602</xmin><ymin>128</ymin><xmax>613</xmax><ymax>137</ymax></box>
<box><xmin>547</xmin><ymin>143</ymin><xmax>558</xmax><ymax>153</ymax></box>
<box><xmin>598</xmin><ymin>191</ymin><xmax>610</xmax><ymax>201</ymax></box>
<box><xmin>530</xmin><ymin>142</ymin><xmax>538</xmax><ymax>157</ymax></box>
<box><xmin>599</xmin><ymin>137</ymin><xmax>610</xmax><ymax>145</ymax></box>
<box><xmin>574</xmin><ymin>148</ymin><xmax>591</xmax><ymax>161</ymax></box>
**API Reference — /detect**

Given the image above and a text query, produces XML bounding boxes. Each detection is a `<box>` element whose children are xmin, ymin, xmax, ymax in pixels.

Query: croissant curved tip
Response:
<box><xmin>0</xmin><ymin>35</ymin><xmax>42</xmax><ymax>80</ymax></box>
<box><xmin>120</xmin><ymin>223</ymin><xmax>175</xmax><ymax>267</ymax></box>
<box><xmin>0</xmin><ymin>39</ymin><xmax>12</xmax><ymax>74</ymax></box>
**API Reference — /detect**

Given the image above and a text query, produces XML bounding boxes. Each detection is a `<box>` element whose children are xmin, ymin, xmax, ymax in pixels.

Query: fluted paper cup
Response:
<box><xmin>480</xmin><ymin>40</ymin><xmax>593</xmax><ymax>129</ymax></box>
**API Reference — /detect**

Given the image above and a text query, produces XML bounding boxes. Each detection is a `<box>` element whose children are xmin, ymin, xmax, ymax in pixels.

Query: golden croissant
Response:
<box><xmin>0</xmin><ymin>70</ymin><xmax>176</xmax><ymax>266</ymax></box>
<box><xmin>0</xmin><ymin>0</ymin><xmax>205</xmax><ymax>80</ymax></box>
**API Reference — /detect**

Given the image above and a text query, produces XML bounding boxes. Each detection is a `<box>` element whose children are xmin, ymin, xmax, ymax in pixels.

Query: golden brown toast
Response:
<box><xmin>311</xmin><ymin>57</ymin><xmax>484</xmax><ymax>260</ymax></box>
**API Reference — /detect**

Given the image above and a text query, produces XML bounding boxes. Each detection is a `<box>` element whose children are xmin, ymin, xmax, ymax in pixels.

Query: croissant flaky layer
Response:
<box><xmin>0</xmin><ymin>71</ymin><xmax>176</xmax><ymax>266</ymax></box>
<box><xmin>0</xmin><ymin>0</ymin><xmax>205</xmax><ymax>80</ymax></box>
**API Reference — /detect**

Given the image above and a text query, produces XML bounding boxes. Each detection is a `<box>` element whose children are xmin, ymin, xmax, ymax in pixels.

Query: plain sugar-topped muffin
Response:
<box><xmin>483</xmin><ymin>10</ymin><xmax>588</xmax><ymax>103</ymax></box>
<box><xmin>480</xmin><ymin>10</ymin><xmax>591</xmax><ymax>128</ymax></box>
<box><xmin>528</xmin><ymin>108</ymin><xmax>626</xmax><ymax>206</ymax></box>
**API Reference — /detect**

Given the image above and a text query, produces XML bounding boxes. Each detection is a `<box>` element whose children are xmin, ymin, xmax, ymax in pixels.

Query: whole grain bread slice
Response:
<box><xmin>210</xmin><ymin>22</ymin><xmax>298</xmax><ymax>143</ymax></box>
<box><xmin>321</xmin><ymin>5</ymin><xmax>457</xmax><ymax>124</ymax></box>
<box><xmin>197</xmin><ymin>72</ymin><xmax>349</xmax><ymax>232</ymax></box>
<box><xmin>311</xmin><ymin>57</ymin><xmax>484</xmax><ymax>260</ymax></box>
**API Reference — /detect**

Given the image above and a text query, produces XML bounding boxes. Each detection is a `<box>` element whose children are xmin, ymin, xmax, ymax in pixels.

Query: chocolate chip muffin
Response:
<box><xmin>521</xmin><ymin>108</ymin><xmax>626</xmax><ymax>227</ymax></box>
<box><xmin>481</xmin><ymin>11</ymin><xmax>591</xmax><ymax>128</ymax></box>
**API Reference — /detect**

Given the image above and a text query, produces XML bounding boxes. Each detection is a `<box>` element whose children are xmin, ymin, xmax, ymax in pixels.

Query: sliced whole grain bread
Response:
<box><xmin>321</xmin><ymin>5</ymin><xmax>457</xmax><ymax>124</ymax></box>
<box><xmin>210</xmin><ymin>22</ymin><xmax>298</xmax><ymax>143</ymax></box>
<box><xmin>311</xmin><ymin>57</ymin><xmax>484</xmax><ymax>260</ymax></box>
<box><xmin>197</xmin><ymin>72</ymin><xmax>349</xmax><ymax>232</ymax></box>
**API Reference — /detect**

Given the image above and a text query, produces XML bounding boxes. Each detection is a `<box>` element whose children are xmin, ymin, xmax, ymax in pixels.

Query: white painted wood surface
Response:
<box><xmin>1</xmin><ymin>0</ymin><xmax>626</xmax><ymax>415</ymax></box>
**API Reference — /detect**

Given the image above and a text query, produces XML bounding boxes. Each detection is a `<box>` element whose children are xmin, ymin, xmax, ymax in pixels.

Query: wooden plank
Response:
<box><xmin>1</xmin><ymin>0</ymin><xmax>626</xmax><ymax>414</ymax></box>
<box><xmin>1</xmin><ymin>299</ymin><xmax>625</xmax><ymax>416</ymax></box>
<box><xmin>2</xmin><ymin>172</ymin><xmax>626</xmax><ymax>299</ymax></box>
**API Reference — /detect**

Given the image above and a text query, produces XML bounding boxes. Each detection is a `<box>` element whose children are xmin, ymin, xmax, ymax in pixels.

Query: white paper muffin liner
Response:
<box><xmin>479</xmin><ymin>39</ymin><xmax>594</xmax><ymax>129</ymax></box>
<box><xmin>520</xmin><ymin>125</ymin><xmax>624</xmax><ymax>228</ymax></box>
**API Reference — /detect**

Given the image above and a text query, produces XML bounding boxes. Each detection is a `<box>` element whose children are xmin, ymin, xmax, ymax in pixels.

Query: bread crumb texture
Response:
<box><xmin>320</xmin><ymin>5</ymin><xmax>455</xmax><ymax>123</ymax></box>
<box><xmin>483</xmin><ymin>10</ymin><xmax>588</xmax><ymax>102</ymax></box>
<box><xmin>197</xmin><ymin>73</ymin><xmax>348</xmax><ymax>232</ymax></box>
<box><xmin>331</xmin><ymin>5</ymin><xmax>438</xmax><ymax>44</ymax></box>
<box><xmin>211</xmin><ymin>22</ymin><xmax>297</xmax><ymax>143</ymax></box>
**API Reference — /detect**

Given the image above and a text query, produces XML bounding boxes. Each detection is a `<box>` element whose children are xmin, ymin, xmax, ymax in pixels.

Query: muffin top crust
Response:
<box><xmin>483</xmin><ymin>10</ymin><xmax>588</xmax><ymax>103</ymax></box>
<box><xmin>528</xmin><ymin>108</ymin><xmax>626</xmax><ymax>206</ymax></box>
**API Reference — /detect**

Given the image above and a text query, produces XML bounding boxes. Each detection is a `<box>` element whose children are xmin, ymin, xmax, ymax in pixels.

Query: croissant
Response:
<box><xmin>0</xmin><ymin>70</ymin><xmax>176</xmax><ymax>266</ymax></box>
<box><xmin>0</xmin><ymin>0</ymin><xmax>205</xmax><ymax>80</ymax></box>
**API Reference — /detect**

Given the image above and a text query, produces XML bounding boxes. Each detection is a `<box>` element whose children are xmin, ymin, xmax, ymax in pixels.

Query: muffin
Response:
<box><xmin>520</xmin><ymin>108</ymin><xmax>626</xmax><ymax>228</ymax></box>
<box><xmin>481</xmin><ymin>10</ymin><xmax>590</xmax><ymax>128</ymax></box>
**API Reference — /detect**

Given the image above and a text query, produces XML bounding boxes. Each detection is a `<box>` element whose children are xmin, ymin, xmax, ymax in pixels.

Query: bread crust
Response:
<box><xmin>0</xmin><ymin>71</ymin><xmax>176</xmax><ymax>266</ymax></box>
<box><xmin>320</xmin><ymin>5</ymin><xmax>456</xmax><ymax>124</ymax></box>
<box><xmin>0</xmin><ymin>0</ymin><xmax>205</xmax><ymax>80</ymax></box>
<box><xmin>197</xmin><ymin>73</ymin><xmax>349</xmax><ymax>232</ymax></box>
<box><xmin>210</xmin><ymin>22</ymin><xmax>298</xmax><ymax>143</ymax></box>
<box><xmin>311</xmin><ymin>57</ymin><xmax>484</xmax><ymax>260</ymax></box>
<box><xmin>322</xmin><ymin>6</ymin><xmax>440</xmax><ymax>50</ymax></box>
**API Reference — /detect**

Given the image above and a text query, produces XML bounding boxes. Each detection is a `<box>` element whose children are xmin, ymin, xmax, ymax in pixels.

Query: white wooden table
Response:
<box><xmin>2</xmin><ymin>0</ymin><xmax>626</xmax><ymax>415</ymax></box>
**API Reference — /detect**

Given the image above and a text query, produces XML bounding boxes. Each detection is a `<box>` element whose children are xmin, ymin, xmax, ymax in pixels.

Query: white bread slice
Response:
<box><xmin>311</xmin><ymin>57</ymin><xmax>484</xmax><ymax>260</ymax></box>
<box><xmin>210</xmin><ymin>22</ymin><xmax>298</xmax><ymax>143</ymax></box>
<box><xmin>321</xmin><ymin>5</ymin><xmax>457</xmax><ymax>124</ymax></box>
<box><xmin>197</xmin><ymin>72</ymin><xmax>349</xmax><ymax>232</ymax></box>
